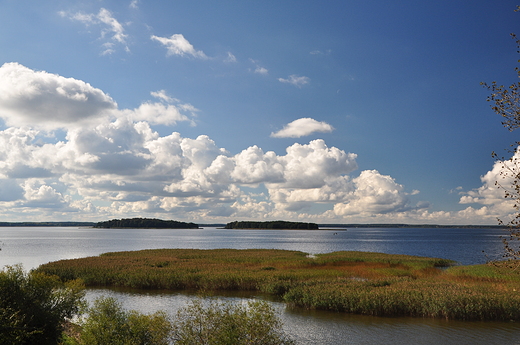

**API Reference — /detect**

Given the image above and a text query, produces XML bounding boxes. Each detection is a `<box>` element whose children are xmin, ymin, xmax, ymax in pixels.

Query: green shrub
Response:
<box><xmin>0</xmin><ymin>264</ymin><xmax>85</xmax><ymax>345</ymax></box>
<box><xmin>172</xmin><ymin>299</ymin><xmax>295</xmax><ymax>345</ymax></box>
<box><xmin>78</xmin><ymin>297</ymin><xmax>172</xmax><ymax>345</ymax></box>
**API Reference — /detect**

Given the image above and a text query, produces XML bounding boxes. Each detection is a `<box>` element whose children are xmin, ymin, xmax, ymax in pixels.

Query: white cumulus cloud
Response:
<box><xmin>0</xmin><ymin>63</ymin><xmax>497</xmax><ymax>224</ymax></box>
<box><xmin>255</xmin><ymin>67</ymin><xmax>268</xmax><ymax>75</ymax></box>
<box><xmin>151</xmin><ymin>34</ymin><xmax>208</xmax><ymax>59</ymax></box>
<box><xmin>22</xmin><ymin>180</ymin><xmax>68</xmax><ymax>209</ymax></box>
<box><xmin>120</xmin><ymin>102</ymin><xmax>195</xmax><ymax>126</ymax></box>
<box><xmin>333</xmin><ymin>170</ymin><xmax>414</xmax><ymax>215</ymax></box>
<box><xmin>230</xmin><ymin>146</ymin><xmax>284</xmax><ymax>184</ymax></box>
<box><xmin>277</xmin><ymin>140</ymin><xmax>357</xmax><ymax>188</ymax></box>
<box><xmin>457</xmin><ymin>147</ymin><xmax>520</xmax><ymax>222</ymax></box>
<box><xmin>0</xmin><ymin>63</ymin><xmax>116</xmax><ymax>130</ymax></box>
<box><xmin>271</xmin><ymin>118</ymin><xmax>334</xmax><ymax>138</ymax></box>
<box><xmin>278</xmin><ymin>74</ymin><xmax>310</xmax><ymax>87</ymax></box>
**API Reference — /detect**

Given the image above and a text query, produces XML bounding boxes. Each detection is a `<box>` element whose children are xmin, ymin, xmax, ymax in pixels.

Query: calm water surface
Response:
<box><xmin>1</xmin><ymin>226</ymin><xmax>518</xmax><ymax>344</ymax></box>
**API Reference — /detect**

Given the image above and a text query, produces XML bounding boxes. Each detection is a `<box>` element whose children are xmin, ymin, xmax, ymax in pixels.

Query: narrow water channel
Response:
<box><xmin>85</xmin><ymin>287</ymin><xmax>520</xmax><ymax>345</ymax></box>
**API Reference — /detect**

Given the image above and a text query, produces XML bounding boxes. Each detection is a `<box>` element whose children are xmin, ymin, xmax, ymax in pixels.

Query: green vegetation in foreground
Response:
<box><xmin>171</xmin><ymin>298</ymin><xmax>294</xmax><ymax>345</ymax></box>
<box><xmin>224</xmin><ymin>220</ymin><xmax>319</xmax><ymax>229</ymax></box>
<box><xmin>37</xmin><ymin>248</ymin><xmax>520</xmax><ymax>321</ymax></box>
<box><xmin>0</xmin><ymin>265</ymin><xmax>85</xmax><ymax>345</ymax></box>
<box><xmin>94</xmin><ymin>218</ymin><xmax>199</xmax><ymax>229</ymax></box>
<box><xmin>63</xmin><ymin>296</ymin><xmax>172</xmax><ymax>345</ymax></box>
<box><xmin>61</xmin><ymin>296</ymin><xmax>293</xmax><ymax>345</ymax></box>
<box><xmin>0</xmin><ymin>264</ymin><xmax>293</xmax><ymax>345</ymax></box>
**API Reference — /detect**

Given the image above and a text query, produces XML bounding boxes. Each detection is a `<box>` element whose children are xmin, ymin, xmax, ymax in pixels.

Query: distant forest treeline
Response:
<box><xmin>0</xmin><ymin>222</ymin><xmax>95</xmax><ymax>227</ymax></box>
<box><xmin>224</xmin><ymin>220</ymin><xmax>319</xmax><ymax>230</ymax></box>
<box><xmin>321</xmin><ymin>224</ymin><xmax>507</xmax><ymax>229</ymax></box>
<box><xmin>0</xmin><ymin>220</ymin><xmax>503</xmax><ymax>229</ymax></box>
<box><xmin>94</xmin><ymin>218</ymin><xmax>199</xmax><ymax>229</ymax></box>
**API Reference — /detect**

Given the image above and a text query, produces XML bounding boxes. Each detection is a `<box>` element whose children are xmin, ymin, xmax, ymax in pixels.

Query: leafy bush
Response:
<box><xmin>76</xmin><ymin>297</ymin><xmax>172</xmax><ymax>345</ymax></box>
<box><xmin>69</xmin><ymin>296</ymin><xmax>294</xmax><ymax>345</ymax></box>
<box><xmin>172</xmin><ymin>299</ymin><xmax>295</xmax><ymax>345</ymax></box>
<box><xmin>0</xmin><ymin>264</ymin><xmax>85</xmax><ymax>345</ymax></box>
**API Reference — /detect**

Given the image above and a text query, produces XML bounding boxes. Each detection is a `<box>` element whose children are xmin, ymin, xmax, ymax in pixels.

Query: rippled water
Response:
<box><xmin>0</xmin><ymin>226</ymin><xmax>506</xmax><ymax>269</ymax></box>
<box><xmin>1</xmin><ymin>226</ymin><xmax>518</xmax><ymax>344</ymax></box>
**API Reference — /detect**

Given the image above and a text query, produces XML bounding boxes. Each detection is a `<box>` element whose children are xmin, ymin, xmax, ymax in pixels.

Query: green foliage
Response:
<box><xmin>74</xmin><ymin>296</ymin><xmax>292</xmax><ymax>345</ymax></box>
<box><xmin>482</xmin><ymin>28</ymin><xmax>520</xmax><ymax>265</ymax></box>
<box><xmin>77</xmin><ymin>297</ymin><xmax>172</xmax><ymax>345</ymax></box>
<box><xmin>171</xmin><ymin>299</ymin><xmax>294</xmax><ymax>345</ymax></box>
<box><xmin>482</xmin><ymin>32</ymin><xmax>520</xmax><ymax>132</ymax></box>
<box><xmin>94</xmin><ymin>218</ymin><xmax>199</xmax><ymax>229</ymax></box>
<box><xmin>0</xmin><ymin>264</ymin><xmax>85</xmax><ymax>345</ymax></box>
<box><xmin>225</xmin><ymin>220</ymin><xmax>319</xmax><ymax>230</ymax></box>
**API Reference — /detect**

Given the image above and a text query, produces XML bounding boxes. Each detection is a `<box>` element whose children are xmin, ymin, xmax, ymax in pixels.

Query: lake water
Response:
<box><xmin>1</xmin><ymin>226</ymin><xmax>519</xmax><ymax>344</ymax></box>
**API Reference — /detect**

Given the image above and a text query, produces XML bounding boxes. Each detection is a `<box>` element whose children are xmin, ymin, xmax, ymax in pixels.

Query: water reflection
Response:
<box><xmin>0</xmin><ymin>227</ymin><xmax>506</xmax><ymax>269</ymax></box>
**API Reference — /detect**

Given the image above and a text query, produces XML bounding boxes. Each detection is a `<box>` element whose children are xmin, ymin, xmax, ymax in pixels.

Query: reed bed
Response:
<box><xmin>36</xmin><ymin>249</ymin><xmax>520</xmax><ymax>321</ymax></box>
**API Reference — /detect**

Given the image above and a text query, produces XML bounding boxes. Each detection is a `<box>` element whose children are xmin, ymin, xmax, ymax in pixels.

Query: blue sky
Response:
<box><xmin>0</xmin><ymin>0</ymin><xmax>518</xmax><ymax>224</ymax></box>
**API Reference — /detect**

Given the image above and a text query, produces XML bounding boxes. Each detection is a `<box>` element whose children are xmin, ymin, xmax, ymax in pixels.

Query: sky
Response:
<box><xmin>0</xmin><ymin>0</ymin><xmax>519</xmax><ymax>225</ymax></box>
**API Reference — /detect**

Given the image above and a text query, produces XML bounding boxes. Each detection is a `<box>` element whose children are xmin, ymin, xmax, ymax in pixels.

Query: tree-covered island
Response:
<box><xmin>224</xmin><ymin>220</ymin><xmax>319</xmax><ymax>230</ymax></box>
<box><xmin>94</xmin><ymin>218</ymin><xmax>199</xmax><ymax>229</ymax></box>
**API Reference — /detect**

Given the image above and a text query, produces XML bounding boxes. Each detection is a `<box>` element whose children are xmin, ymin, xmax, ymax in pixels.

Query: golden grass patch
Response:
<box><xmin>36</xmin><ymin>249</ymin><xmax>520</xmax><ymax>321</ymax></box>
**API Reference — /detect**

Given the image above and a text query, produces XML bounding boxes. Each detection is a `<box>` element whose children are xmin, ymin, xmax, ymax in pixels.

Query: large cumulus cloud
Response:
<box><xmin>333</xmin><ymin>170</ymin><xmax>413</xmax><ymax>215</ymax></box>
<box><xmin>0</xmin><ymin>63</ymin><xmax>117</xmax><ymax>129</ymax></box>
<box><xmin>458</xmin><ymin>148</ymin><xmax>520</xmax><ymax>222</ymax></box>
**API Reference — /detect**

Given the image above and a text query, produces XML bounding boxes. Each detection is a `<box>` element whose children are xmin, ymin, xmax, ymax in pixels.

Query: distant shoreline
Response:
<box><xmin>318</xmin><ymin>224</ymin><xmax>507</xmax><ymax>229</ymax></box>
<box><xmin>0</xmin><ymin>222</ymin><xmax>96</xmax><ymax>227</ymax></box>
<box><xmin>0</xmin><ymin>221</ymin><xmax>506</xmax><ymax>229</ymax></box>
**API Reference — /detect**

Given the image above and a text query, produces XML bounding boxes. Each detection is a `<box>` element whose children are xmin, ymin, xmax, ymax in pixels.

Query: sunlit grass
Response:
<box><xmin>36</xmin><ymin>249</ymin><xmax>520</xmax><ymax>321</ymax></box>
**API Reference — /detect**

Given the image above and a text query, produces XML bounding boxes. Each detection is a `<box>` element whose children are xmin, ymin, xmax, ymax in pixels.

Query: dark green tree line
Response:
<box><xmin>94</xmin><ymin>218</ymin><xmax>199</xmax><ymax>229</ymax></box>
<box><xmin>225</xmin><ymin>220</ymin><xmax>319</xmax><ymax>230</ymax></box>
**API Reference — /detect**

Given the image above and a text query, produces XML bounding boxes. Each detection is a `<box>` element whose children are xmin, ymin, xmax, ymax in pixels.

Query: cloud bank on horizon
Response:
<box><xmin>0</xmin><ymin>61</ymin><xmax>511</xmax><ymax>224</ymax></box>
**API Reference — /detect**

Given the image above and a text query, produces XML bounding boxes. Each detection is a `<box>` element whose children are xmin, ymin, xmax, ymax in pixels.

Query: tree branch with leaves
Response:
<box><xmin>482</xmin><ymin>26</ymin><xmax>520</xmax><ymax>265</ymax></box>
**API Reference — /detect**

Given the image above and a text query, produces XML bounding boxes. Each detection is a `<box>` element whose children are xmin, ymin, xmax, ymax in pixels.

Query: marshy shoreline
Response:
<box><xmin>36</xmin><ymin>248</ymin><xmax>520</xmax><ymax>321</ymax></box>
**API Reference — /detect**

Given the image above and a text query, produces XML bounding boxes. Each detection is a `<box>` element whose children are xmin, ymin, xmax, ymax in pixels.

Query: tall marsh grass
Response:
<box><xmin>36</xmin><ymin>249</ymin><xmax>520</xmax><ymax>321</ymax></box>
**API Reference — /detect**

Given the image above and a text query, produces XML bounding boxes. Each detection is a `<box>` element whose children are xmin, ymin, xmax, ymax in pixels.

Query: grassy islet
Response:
<box><xmin>36</xmin><ymin>249</ymin><xmax>520</xmax><ymax>321</ymax></box>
